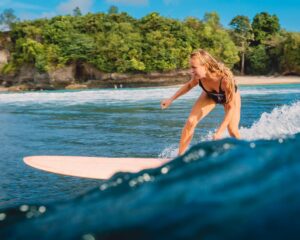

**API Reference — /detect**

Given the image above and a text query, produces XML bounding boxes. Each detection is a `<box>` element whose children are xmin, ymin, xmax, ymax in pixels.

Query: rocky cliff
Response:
<box><xmin>0</xmin><ymin>61</ymin><xmax>191</xmax><ymax>91</ymax></box>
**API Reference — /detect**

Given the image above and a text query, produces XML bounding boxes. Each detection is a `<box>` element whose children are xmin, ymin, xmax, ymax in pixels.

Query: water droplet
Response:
<box><xmin>250</xmin><ymin>142</ymin><xmax>256</xmax><ymax>148</ymax></box>
<box><xmin>116</xmin><ymin>178</ymin><xmax>123</xmax><ymax>184</ymax></box>
<box><xmin>161</xmin><ymin>167</ymin><xmax>169</xmax><ymax>174</ymax></box>
<box><xmin>0</xmin><ymin>213</ymin><xmax>6</xmax><ymax>221</ymax></box>
<box><xmin>137</xmin><ymin>176</ymin><xmax>144</xmax><ymax>183</ymax></box>
<box><xmin>82</xmin><ymin>233</ymin><xmax>95</xmax><ymax>240</ymax></box>
<box><xmin>99</xmin><ymin>184</ymin><xmax>108</xmax><ymax>191</ymax></box>
<box><xmin>197</xmin><ymin>149</ymin><xmax>206</xmax><ymax>157</ymax></box>
<box><xmin>39</xmin><ymin>206</ymin><xmax>46</xmax><ymax>214</ymax></box>
<box><xmin>20</xmin><ymin>205</ymin><xmax>29</xmax><ymax>212</ymax></box>
<box><xmin>223</xmin><ymin>143</ymin><xmax>230</xmax><ymax>150</ymax></box>
<box><xmin>129</xmin><ymin>180</ymin><xmax>137</xmax><ymax>187</ymax></box>
<box><xmin>143</xmin><ymin>173</ymin><xmax>151</xmax><ymax>182</ymax></box>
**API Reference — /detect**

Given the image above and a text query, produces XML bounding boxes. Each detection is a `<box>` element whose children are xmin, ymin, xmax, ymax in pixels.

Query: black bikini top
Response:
<box><xmin>199</xmin><ymin>77</ymin><xmax>237</xmax><ymax>104</ymax></box>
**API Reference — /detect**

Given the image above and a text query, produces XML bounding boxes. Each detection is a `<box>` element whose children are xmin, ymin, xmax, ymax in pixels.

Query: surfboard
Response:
<box><xmin>23</xmin><ymin>156</ymin><xmax>171</xmax><ymax>180</ymax></box>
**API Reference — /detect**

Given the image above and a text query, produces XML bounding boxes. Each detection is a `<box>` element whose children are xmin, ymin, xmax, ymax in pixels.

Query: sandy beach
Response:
<box><xmin>235</xmin><ymin>76</ymin><xmax>300</xmax><ymax>85</ymax></box>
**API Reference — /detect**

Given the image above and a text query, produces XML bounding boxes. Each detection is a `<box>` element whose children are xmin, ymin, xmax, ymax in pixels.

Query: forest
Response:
<box><xmin>0</xmin><ymin>7</ymin><xmax>299</xmax><ymax>76</ymax></box>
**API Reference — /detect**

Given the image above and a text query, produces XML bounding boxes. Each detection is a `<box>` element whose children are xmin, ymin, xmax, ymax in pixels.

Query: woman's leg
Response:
<box><xmin>226</xmin><ymin>91</ymin><xmax>241</xmax><ymax>138</ymax></box>
<box><xmin>178</xmin><ymin>92</ymin><xmax>216</xmax><ymax>155</ymax></box>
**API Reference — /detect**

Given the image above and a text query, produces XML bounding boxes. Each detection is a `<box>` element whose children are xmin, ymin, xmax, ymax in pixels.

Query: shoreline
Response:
<box><xmin>0</xmin><ymin>76</ymin><xmax>299</xmax><ymax>92</ymax></box>
<box><xmin>235</xmin><ymin>76</ymin><xmax>300</xmax><ymax>85</ymax></box>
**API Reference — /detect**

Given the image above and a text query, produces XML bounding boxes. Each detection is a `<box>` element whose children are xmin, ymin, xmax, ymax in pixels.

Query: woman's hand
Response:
<box><xmin>161</xmin><ymin>98</ymin><xmax>173</xmax><ymax>109</ymax></box>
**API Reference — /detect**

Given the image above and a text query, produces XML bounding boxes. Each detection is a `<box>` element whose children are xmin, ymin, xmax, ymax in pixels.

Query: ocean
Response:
<box><xmin>0</xmin><ymin>84</ymin><xmax>299</xmax><ymax>239</ymax></box>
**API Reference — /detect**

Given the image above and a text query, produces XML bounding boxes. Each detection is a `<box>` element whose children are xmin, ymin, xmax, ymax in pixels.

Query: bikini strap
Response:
<box><xmin>219</xmin><ymin>77</ymin><xmax>224</xmax><ymax>92</ymax></box>
<box><xmin>199</xmin><ymin>80</ymin><xmax>208</xmax><ymax>93</ymax></box>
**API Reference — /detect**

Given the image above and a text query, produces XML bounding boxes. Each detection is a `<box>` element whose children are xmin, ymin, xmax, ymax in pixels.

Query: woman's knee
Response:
<box><xmin>185</xmin><ymin>116</ymin><xmax>200</xmax><ymax>131</ymax></box>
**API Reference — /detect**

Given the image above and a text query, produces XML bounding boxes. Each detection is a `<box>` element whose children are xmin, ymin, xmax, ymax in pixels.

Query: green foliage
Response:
<box><xmin>203</xmin><ymin>12</ymin><xmax>221</xmax><ymax>28</ymax></box>
<box><xmin>14</xmin><ymin>38</ymin><xmax>46</xmax><ymax>71</ymax></box>
<box><xmin>15</xmin><ymin>38</ymin><xmax>44</xmax><ymax>63</ymax></box>
<box><xmin>247</xmin><ymin>45</ymin><xmax>271</xmax><ymax>74</ymax></box>
<box><xmin>252</xmin><ymin>12</ymin><xmax>280</xmax><ymax>44</ymax></box>
<box><xmin>229</xmin><ymin>15</ymin><xmax>254</xmax><ymax>74</ymax></box>
<box><xmin>280</xmin><ymin>32</ymin><xmax>300</xmax><ymax>74</ymax></box>
<box><xmin>138</xmin><ymin>13</ymin><xmax>197</xmax><ymax>72</ymax></box>
<box><xmin>92</xmin><ymin>23</ymin><xmax>144</xmax><ymax>72</ymax></box>
<box><xmin>199</xmin><ymin>13</ymin><xmax>239</xmax><ymax>68</ymax></box>
<box><xmin>1</xmin><ymin>10</ymin><xmax>297</xmax><ymax>76</ymax></box>
<box><xmin>0</xmin><ymin>62</ymin><xmax>16</xmax><ymax>74</ymax></box>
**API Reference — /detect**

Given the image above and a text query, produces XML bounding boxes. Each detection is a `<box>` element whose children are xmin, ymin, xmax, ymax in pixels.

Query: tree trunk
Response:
<box><xmin>241</xmin><ymin>41</ymin><xmax>245</xmax><ymax>75</ymax></box>
<box><xmin>241</xmin><ymin>52</ymin><xmax>245</xmax><ymax>75</ymax></box>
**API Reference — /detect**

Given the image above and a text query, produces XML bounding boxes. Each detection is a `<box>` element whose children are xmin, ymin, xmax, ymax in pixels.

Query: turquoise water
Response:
<box><xmin>0</xmin><ymin>84</ymin><xmax>300</xmax><ymax>239</ymax></box>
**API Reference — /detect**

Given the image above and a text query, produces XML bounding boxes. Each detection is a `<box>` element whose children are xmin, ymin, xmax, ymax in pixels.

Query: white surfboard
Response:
<box><xmin>23</xmin><ymin>156</ymin><xmax>171</xmax><ymax>180</ymax></box>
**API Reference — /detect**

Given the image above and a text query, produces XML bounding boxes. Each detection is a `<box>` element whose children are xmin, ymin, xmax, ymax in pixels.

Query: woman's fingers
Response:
<box><xmin>161</xmin><ymin>101</ymin><xmax>167</xmax><ymax>109</ymax></box>
<box><xmin>161</xmin><ymin>99</ymin><xmax>171</xmax><ymax>109</ymax></box>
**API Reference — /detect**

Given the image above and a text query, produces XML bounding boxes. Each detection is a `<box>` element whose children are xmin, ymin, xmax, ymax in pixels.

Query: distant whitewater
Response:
<box><xmin>0</xmin><ymin>86</ymin><xmax>300</xmax><ymax>105</ymax></box>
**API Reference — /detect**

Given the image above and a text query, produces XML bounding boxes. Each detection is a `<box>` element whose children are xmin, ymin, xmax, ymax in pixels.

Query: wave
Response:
<box><xmin>161</xmin><ymin>101</ymin><xmax>300</xmax><ymax>158</ymax></box>
<box><xmin>1</xmin><ymin>134</ymin><xmax>300</xmax><ymax>239</ymax></box>
<box><xmin>240</xmin><ymin>101</ymin><xmax>300</xmax><ymax>140</ymax></box>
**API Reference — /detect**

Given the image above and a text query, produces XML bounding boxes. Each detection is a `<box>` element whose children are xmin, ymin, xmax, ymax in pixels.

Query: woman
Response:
<box><xmin>161</xmin><ymin>49</ymin><xmax>241</xmax><ymax>156</ymax></box>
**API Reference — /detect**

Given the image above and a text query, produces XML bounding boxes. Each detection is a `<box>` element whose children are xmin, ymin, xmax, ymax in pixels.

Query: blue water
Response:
<box><xmin>0</xmin><ymin>84</ymin><xmax>299</xmax><ymax>239</ymax></box>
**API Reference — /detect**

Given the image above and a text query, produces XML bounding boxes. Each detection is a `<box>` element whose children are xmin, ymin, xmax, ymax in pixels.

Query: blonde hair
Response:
<box><xmin>190</xmin><ymin>49</ymin><xmax>236</xmax><ymax>103</ymax></box>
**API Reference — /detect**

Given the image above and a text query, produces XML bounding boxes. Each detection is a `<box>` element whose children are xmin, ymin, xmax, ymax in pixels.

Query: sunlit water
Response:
<box><xmin>0</xmin><ymin>84</ymin><xmax>300</xmax><ymax>239</ymax></box>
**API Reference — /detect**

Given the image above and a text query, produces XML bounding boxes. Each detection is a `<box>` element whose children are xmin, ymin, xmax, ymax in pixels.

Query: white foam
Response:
<box><xmin>240</xmin><ymin>101</ymin><xmax>300</xmax><ymax>140</ymax></box>
<box><xmin>0</xmin><ymin>86</ymin><xmax>299</xmax><ymax>105</ymax></box>
<box><xmin>158</xmin><ymin>144</ymin><xmax>179</xmax><ymax>159</ymax></box>
<box><xmin>0</xmin><ymin>88</ymin><xmax>192</xmax><ymax>105</ymax></box>
<box><xmin>202</xmin><ymin>101</ymin><xmax>300</xmax><ymax>141</ymax></box>
<box><xmin>240</xmin><ymin>88</ymin><xmax>300</xmax><ymax>96</ymax></box>
<box><xmin>159</xmin><ymin>101</ymin><xmax>300</xmax><ymax>158</ymax></box>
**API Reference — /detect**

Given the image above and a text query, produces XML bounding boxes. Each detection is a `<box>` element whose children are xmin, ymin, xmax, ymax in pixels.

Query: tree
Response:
<box><xmin>108</xmin><ymin>6</ymin><xmax>119</xmax><ymax>14</ymax></box>
<box><xmin>73</xmin><ymin>7</ymin><xmax>82</xmax><ymax>17</ymax></box>
<box><xmin>198</xmin><ymin>12</ymin><xmax>239</xmax><ymax>68</ymax></box>
<box><xmin>1</xmin><ymin>10</ymin><xmax>294</xmax><ymax>76</ymax></box>
<box><xmin>247</xmin><ymin>45</ymin><xmax>271</xmax><ymax>74</ymax></box>
<box><xmin>280</xmin><ymin>33</ymin><xmax>300</xmax><ymax>75</ymax></box>
<box><xmin>203</xmin><ymin>12</ymin><xmax>221</xmax><ymax>29</ymax></box>
<box><xmin>252</xmin><ymin>12</ymin><xmax>280</xmax><ymax>44</ymax></box>
<box><xmin>0</xmin><ymin>8</ymin><xmax>18</xmax><ymax>31</ymax></box>
<box><xmin>229</xmin><ymin>15</ymin><xmax>254</xmax><ymax>74</ymax></box>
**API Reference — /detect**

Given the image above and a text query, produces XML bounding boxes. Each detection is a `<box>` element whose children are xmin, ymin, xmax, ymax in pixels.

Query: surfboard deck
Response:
<box><xmin>23</xmin><ymin>156</ymin><xmax>171</xmax><ymax>180</ymax></box>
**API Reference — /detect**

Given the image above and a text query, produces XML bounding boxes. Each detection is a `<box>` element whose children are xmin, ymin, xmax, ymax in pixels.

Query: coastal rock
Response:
<box><xmin>34</xmin><ymin>72</ymin><xmax>50</xmax><ymax>84</ymax></box>
<box><xmin>75</xmin><ymin>63</ymin><xmax>109</xmax><ymax>81</ymax></box>
<box><xmin>16</xmin><ymin>65</ymin><xmax>36</xmax><ymax>84</ymax></box>
<box><xmin>49</xmin><ymin>65</ymin><xmax>76</xmax><ymax>88</ymax></box>
<box><xmin>1</xmin><ymin>61</ymin><xmax>192</xmax><ymax>91</ymax></box>
<box><xmin>65</xmin><ymin>83</ymin><xmax>88</xmax><ymax>90</ymax></box>
<box><xmin>8</xmin><ymin>84</ymin><xmax>31</xmax><ymax>92</ymax></box>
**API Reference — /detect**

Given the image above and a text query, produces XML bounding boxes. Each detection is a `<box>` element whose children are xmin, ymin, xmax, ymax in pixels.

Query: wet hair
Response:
<box><xmin>190</xmin><ymin>49</ymin><xmax>236</xmax><ymax>103</ymax></box>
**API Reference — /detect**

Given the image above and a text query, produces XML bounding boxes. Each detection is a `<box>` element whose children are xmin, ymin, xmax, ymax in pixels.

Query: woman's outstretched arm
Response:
<box><xmin>161</xmin><ymin>76</ymin><xmax>199</xmax><ymax>109</ymax></box>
